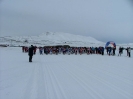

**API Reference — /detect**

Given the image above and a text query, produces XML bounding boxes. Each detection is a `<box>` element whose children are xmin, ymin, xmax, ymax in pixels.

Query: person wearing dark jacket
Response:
<box><xmin>113</xmin><ymin>47</ymin><xmax>116</xmax><ymax>56</ymax></box>
<box><xmin>128</xmin><ymin>47</ymin><xmax>131</xmax><ymax>57</ymax></box>
<box><xmin>118</xmin><ymin>47</ymin><xmax>122</xmax><ymax>56</ymax></box>
<box><xmin>28</xmin><ymin>45</ymin><xmax>34</xmax><ymax>62</ymax></box>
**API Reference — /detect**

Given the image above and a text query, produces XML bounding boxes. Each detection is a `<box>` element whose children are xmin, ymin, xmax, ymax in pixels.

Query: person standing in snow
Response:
<box><xmin>106</xmin><ymin>47</ymin><xmax>109</xmax><ymax>55</ymax></box>
<box><xmin>118</xmin><ymin>47</ymin><xmax>122</xmax><ymax>56</ymax></box>
<box><xmin>128</xmin><ymin>47</ymin><xmax>131</xmax><ymax>57</ymax></box>
<box><xmin>33</xmin><ymin>46</ymin><xmax>37</xmax><ymax>54</ymax></box>
<box><xmin>28</xmin><ymin>45</ymin><xmax>34</xmax><ymax>62</ymax></box>
<box><xmin>125</xmin><ymin>47</ymin><xmax>129</xmax><ymax>56</ymax></box>
<box><xmin>39</xmin><ymin>47</ymin><xmax>43</xmax><ymax>55</ymax></box>
<box><xmin>22</xmin><ymin>46</ymin><xmax>25</xmax><ymax>52</ymax></box>
<box><xmin>113</xmin><ymin>47</ymin><xmax>116</xmax><ymax>56</ymax></box>
<box><xmin>101</xmin><ymin>47</ymin><xmax>104</xmax><ymax>55</ymax></box>
<box><xmin>108</xmin><ymin>47</ymin><xmax>111</xmax><ymax>56</ymax></box>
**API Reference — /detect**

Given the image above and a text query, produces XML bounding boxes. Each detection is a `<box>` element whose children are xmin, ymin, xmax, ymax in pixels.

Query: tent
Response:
<box><xmin>105</xmin><ymin>41</ymin><xmax>116</xmax><ymax>48</ymax></box>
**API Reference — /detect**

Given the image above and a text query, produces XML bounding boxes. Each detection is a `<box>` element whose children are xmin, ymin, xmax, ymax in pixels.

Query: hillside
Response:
<box><xmin>0</xmin><ymin>32</ymin><xmax>104</xmax><ymax>47</ymax></box>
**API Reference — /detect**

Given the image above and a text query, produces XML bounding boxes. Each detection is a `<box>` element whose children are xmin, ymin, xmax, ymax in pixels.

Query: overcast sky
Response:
<box><xmin>0</xmin><ymin>0</ymin><xmax>133</xmax><ymax>43</ymax></box>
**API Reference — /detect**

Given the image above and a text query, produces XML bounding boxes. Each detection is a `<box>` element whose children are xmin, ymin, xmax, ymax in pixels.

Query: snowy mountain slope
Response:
<box><xmin>38</xmin><ymin>32</ymin><xmax>101</xmax><ymax>43</ymax></box>
<box><xmin>0</xmin><ymin>32</ymin><xmax>104</xmax><ymax>46</ymax></box>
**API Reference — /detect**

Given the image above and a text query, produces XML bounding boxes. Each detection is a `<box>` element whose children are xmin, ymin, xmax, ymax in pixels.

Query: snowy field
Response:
<box><xmin>0</xmin><ymin>47</ymin><xmax>133</xmax><ymax>99</ymax></box>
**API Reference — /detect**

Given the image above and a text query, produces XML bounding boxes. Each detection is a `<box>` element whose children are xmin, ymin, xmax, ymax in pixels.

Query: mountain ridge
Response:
<box><xmin>0</xmin><ymin>32</ymin><xmax>105</xmax><ymax>46</ymax></box>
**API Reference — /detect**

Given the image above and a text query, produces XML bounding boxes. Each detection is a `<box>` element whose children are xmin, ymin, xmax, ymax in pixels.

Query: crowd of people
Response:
<box><xmin>22</xmin><ymin>45</ymin><xmax>132</xmax><ymax>62</ymax></box>
<box><xmin>22</xmin><ymin>45</ymin><xmax>105</xmax><ymax>55</ymax></box>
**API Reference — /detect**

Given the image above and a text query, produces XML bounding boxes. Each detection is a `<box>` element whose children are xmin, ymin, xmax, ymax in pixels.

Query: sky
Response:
<box><xmin>0</xmin><ymin>0</ymin><xmax>133</xmax><ymax>43</ymax></box>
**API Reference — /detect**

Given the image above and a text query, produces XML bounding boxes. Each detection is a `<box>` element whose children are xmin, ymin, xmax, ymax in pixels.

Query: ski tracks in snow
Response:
<box><xmin>21</xmin><ymin>55</ymin><xmax>69</xmax><ymax>99</ymax></box>
<box><xmin>21</xmin><ymin>55</ymin><xmax>49</xmax><ymax>99</ymax></box>
<box><xmin>20</xmin><ymin>55</ymin><xmax>133</xmax><ymax>99</ymax></box>
<box><xmin>1</xmin><ymin>48</ymin><xmax>133</xmax><ymax>99</ymax></box>
<box><xmin>46</xmin><ymin>64</ymin><xmax>68</xmax><ymax>99</ymax></box>
<box><xmin>59</xmin><ymin>57</ymin><xmax>104</xmax><ymax>99</ymax></box>
<box><xmin>60</xmin><ymin>56</ymin><xmax>133</xmax><ymax>99</ymax></box>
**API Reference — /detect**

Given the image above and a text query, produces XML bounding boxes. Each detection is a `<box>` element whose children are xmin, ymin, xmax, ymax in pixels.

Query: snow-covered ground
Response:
<box><xmin>0</xmin><ymin>47</ymin><xmax>133</xmax><ymax>99</ymax></box>
<box><xmin>0</xmin><ymin>32</ymin><xmax>105</xmax><ymax>47</ymax></box>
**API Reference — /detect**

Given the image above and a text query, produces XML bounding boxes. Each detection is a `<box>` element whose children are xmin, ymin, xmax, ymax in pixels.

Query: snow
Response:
<box><xmin>0</xmin><ymin>32</ymin><xmax>104</xmax><ymax>47</ymax></box>
<box><xmin>0</xmin><ymin>47</ymin><xmax>133</xmax><ymax>99</ymax></box>
<box><xmin>1</xmin><ymin>32</ymin><xmax>133</xmax><ymax>48</ymax></box>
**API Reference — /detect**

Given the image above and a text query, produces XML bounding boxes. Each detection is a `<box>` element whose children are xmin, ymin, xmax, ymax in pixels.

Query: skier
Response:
<box><xmin>118</xmin><ymin>47</ymin><xmax>122</xmax><ymax>56</ymax></box>
<box><xmin>22</xmin><ymin>46</ymin><xmax>25</xmax><ymax>52</ymax></box>
<box><xmin>39</xmin><ymin>47</ymin><xmax>43</xmax><ymax>55</ymax></box>
<box><xmin>125</xmin><ymin>47</ymin><xmax>129</xmax><ymax>56</ymax></box>
<box><xmin>113</xmin><ymin>47</ymin><xmax>116</xmax><ymax>56</ymax></box>
<box><xmin>108</xmin><ymin>47</ymin><xmax>111</xmax><ymax>56</ymax></box>
<box><xmin>101</xmin><ymin>47</ymin><xmax>104</xmax><ymax>55</ymax></box>
<box><xmin>33</xmin><ymin>46</ymin><xmax>37</xmax><ymax>54</ymax></box>
<box><xmin>28</xmin><ymin>45</ymin><xmax>34</xmax><ymax>62</ymax></box>
<box><xmin>106</xmin><ymin>47</ymin><xmax>109</xmax><ymax>55</ymax></box>
<box><xmin>128</xmin><ymin>47</ymin><xmax>131</xmax><ymax>57</ymax></box>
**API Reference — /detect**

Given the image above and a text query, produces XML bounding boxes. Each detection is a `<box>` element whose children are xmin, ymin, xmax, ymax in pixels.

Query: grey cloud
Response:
<box><xmin>0</xmin><ymin>0</ymin><xmax>133</xmax><ymax>43</ymax></box>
